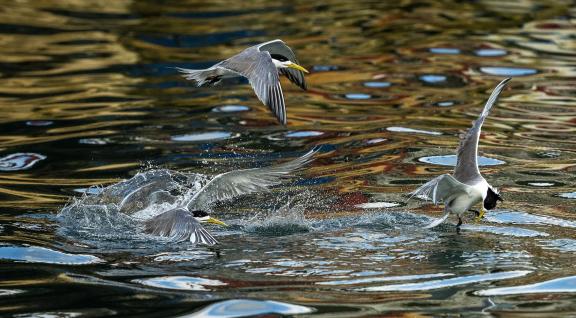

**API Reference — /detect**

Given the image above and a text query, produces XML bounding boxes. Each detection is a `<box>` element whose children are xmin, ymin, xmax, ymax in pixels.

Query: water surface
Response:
<box><xmin>0</xmin><ymin>0</ymin><xmax>575</xmax><ymax>317</ymax></box>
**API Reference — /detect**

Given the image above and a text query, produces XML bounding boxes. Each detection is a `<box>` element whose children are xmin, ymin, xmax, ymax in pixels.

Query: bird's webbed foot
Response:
<box><xmin>471</xmin><ymin>208</ymin><xmax>485</xmax><ymax>223</ymax></box>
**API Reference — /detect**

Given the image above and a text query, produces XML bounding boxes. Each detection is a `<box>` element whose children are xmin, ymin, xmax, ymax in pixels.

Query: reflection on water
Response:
<box><xmin>183</xmin><ymin>299</ymin><xmax>314</xmax><ymax>318</ymax></box>
<box><xmin>418</xmin><ymin>155</ymin><xmax>505</xmax><ymax>166</ymax></box>
<box><xmin>0</xmin><ymin>0</ymin><xmax>575</xmax><ymax>316</ymax></box>
<box><xmin>0</xmin><ymin>153</ymin><xmax>46</xmax><ymax>171</ymax></box>
<box><xmin>476</xmin><ymin>275</ymin><xmax>576</xmax><ymax>296</ymax></box>
<box><xmin>0</xmin><ymin>245</ymin><xmax>102</xmax><ymax>265</ymax></box>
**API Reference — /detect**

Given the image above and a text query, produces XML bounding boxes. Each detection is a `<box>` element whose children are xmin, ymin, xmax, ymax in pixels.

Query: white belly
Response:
<box><xmin>447</xmin><ymin>181</ymin><xmax>487</xmax><ymax>215</ymax></box>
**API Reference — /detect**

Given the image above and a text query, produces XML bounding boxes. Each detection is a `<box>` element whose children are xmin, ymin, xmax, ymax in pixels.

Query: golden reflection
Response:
<box><xmin>0</xmin><ymin>0</ymin><xmax>572</xmax><ymax>244</ymax></box>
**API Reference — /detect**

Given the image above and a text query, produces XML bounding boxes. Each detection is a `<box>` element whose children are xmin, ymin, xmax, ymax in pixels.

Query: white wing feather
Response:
<box><xmin>187</xmin><ymin>148</ymin><xmax>319</xmax><ymax>210</ymax></box>
<box><xmin>454</xmin><ymin>78</ymin><xmax>511</xmax><ymax>184</ymax></box>
<box><xmin>410</xmin><ymin>174</ymin><xmax>471</xmax><ymax>205</ymax></box>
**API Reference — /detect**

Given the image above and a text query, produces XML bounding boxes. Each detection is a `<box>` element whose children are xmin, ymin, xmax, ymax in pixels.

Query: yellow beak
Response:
<box><xmin>207</xmin><ymin>217</ymin><xmax>228</xmax><ymax>227</ymax></box>
<box><xmin>288</xmin><ymin>62</ymin><xmax>309</xmax><ymax>73</ymax></box>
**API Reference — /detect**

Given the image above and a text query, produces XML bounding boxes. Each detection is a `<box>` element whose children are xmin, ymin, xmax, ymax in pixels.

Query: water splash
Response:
<box><xmin>57</xmin><ymin>169</ymin><xmax>208</xmax><ymax>245</ymax></box>
<box><xmin>239</xmin><ymin>196</ymin><xmax>312</xmax><ymax>236</ymax></box>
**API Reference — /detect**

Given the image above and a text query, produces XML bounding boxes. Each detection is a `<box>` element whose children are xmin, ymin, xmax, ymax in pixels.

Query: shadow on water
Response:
<box><xmin>0</xmin><ymin>0</ymin><xmax>575</xmax><ymax>317</ymax></box>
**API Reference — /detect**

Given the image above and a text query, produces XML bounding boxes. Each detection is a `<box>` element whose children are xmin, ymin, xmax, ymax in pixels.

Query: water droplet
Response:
<box><xmin>363</xmin><ymin>81</ymin><xmax>391</xmax><ymax>88</ymax></box>
<box><xmin>419</xmin><ymin>74</ymin><xmax>447</xmax><ymax>83</ymax></box>
<box><xmin>429</xmin><ymin>47</ymin><xmax>460</xmax><ymax>54</ymax></box>
<box><xmin>285</xmin><ymin>131</ymin><xmax>324</xmax><ymax>138</ymax></box>
<box><xmin>479</xmin><ymin>66</ymin><xmax>538</xmax><ymax>77</ymax></box>
<box><xmin>26</xmin><ymin>120</ymin><xmax>53</xmax><ymax>126</ymax></box>
<box><xmin>474</xmin><ymin>49</ymin><xmax>507</xmax><ymax>57</ymax></box>
<box><xmin>0</xmin><ymin>153</ymin><xmax>46</xmax><ymax>171</ymax></box>
<box><xmin>355</xmin><ymin>202</ymin><xmax>400</xmax><ymax>209</ymax></box>
<box><xmin>134</xmin><ymin>276</ymin><xmax>227</xmax><ymax>291</ymax></box>
<box><xmin>418</xmin><ymin>155</ymin><xmax>505</xmax><ymax>166</ymax></box>
<box><xmin>345</xmin><ymin>93</ymin><xmax>372</xmax><ymax>100</ymax></box>
<box><xmin>189</xmin><ymin>299</ymin><xmax>314</xmax><ymax>318</ymax></box>
<box><xmin>212</xmin><ymin>105</ymin><xmax>250</xmax><ymax>112</ymax></box>
<box><xmin>387</xmin><ymin>127</ymin><xmax>442</xmax><ymax>135</ymax></box>
<box><xmin>0</xmin><ymin>245</ymin><xmax>103</xmax><ymax>265</ymax></box>
<box><xmin>171</xmin><ymin>131</ymin><xmax>234</xmax><ymax>142</ymax></box>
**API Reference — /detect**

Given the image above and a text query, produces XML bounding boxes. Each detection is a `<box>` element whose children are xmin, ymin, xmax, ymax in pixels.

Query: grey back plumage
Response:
<box><xmin>219</xmin><ymin>46</ymin><xmax>287</xmax><ymax>125</ymax></box>
<box><xmin>143</xmin><ymin>208</ymin><xmax>218</xmax><ymax>245</ymax></box>
<box><xmin>453</xmin><ymin>78</ymin><xmax>511</xmax><ymax>185</ymax></box>
<box><xmin>258</xmin><ymin>39</ymin><xmax>307</xmax><ymax>90</ymax></box>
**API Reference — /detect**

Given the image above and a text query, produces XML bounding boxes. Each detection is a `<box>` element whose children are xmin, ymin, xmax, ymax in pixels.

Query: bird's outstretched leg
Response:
<box><xmin>456</xmin><ymin>216</ymin><xmax>463</xmax><ymax>234</ymax></box>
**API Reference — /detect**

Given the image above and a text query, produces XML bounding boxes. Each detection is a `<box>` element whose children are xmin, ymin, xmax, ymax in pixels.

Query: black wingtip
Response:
<box><xmin>498</xmin><ymin>78</ymin><xmax>512</xmax><ymax>87</ymax></box>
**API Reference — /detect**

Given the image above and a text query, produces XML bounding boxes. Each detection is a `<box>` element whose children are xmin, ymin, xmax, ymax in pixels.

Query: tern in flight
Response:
<box><xmin>176</xmin><ymin>39</ymin><xmax>309</xmax><ymax>125</ymax></box>
<box><xmin>410</xmin><ymin>78</ymin><xmax>510</xmax><ymax>231</ymax></box>
<box><xmin>143</xmin><ymin>148</ymin><xmax>319</xmax><ymax>245</ymax></box>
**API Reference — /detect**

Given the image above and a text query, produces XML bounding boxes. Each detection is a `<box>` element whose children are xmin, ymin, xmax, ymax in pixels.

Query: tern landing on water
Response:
<box><xmin>176</xmin><ymin>39</ymin><xmax>308</xmax><ymax>125</ymax></box>
<box><xmin>410</xmin><ymin>78</ymin><xmax>511</xmax><ymax>230</ymax></box>
<box><xmin>143</xmin><ymin>148</ymin><xmax>319</xmax><ymax>245</ymax></box>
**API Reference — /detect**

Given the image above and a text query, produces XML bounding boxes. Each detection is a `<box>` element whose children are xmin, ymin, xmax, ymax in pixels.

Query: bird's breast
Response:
<box><xmin>447</xmin><ymin>191</ymin><xmax>483</xmax><ymax>215</ymax></box>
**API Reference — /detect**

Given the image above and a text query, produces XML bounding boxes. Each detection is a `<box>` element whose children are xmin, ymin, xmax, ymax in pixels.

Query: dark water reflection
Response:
<box><xmin>0</xmin><ymin>0</ymin><xmax>575</xmax><ymax>317</ymax></box>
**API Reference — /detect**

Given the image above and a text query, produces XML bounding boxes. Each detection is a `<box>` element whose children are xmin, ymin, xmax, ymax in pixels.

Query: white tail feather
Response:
<box><xmin>175</xmin><ymin>67</ymin><xmax>211</xmax><ymax>86</ymax></box>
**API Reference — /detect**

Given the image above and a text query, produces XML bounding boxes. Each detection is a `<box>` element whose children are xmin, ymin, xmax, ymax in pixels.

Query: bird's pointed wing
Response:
<box><xmin>143</xmin><ymin>208</ymin><xmax>218</xmax><ymax>245</ymax></box>
<box><xmin>258</xmin><ymin>39</ymin><xmax>307</xmax><ymax>90</ymax></box>
<box><xmin>188</xmin><ymin>148</ymin><xmax>319</xmax><ymax>210</ymax></box>
<box><xmin>454</xmin><ymin>78</ymin><xmax>511</xmax><ymax>185</ymax></box>
<box><xmin>410</xmin><ymin>174</ymin><xmax>471</xmax><ymax>205</ymax></box>
<box><xmin>219</xmin><ymin>48</ymin><xmax>287</xmax><ymax>125</ymax></box>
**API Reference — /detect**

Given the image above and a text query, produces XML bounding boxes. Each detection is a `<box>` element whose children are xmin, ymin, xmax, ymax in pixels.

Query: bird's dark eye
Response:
<box><xmin>270</xmin><ymin>54</ymin><xmax>289</xmax><ymax>62</ymax></box>
<box><xmin>192</xmin><ymin>210</ymin><xmax>208</xmax><ymax>218</ymax></box>
<box><xmin>483</xmin><ymin>188</ymin><xmax>502</xmax><ymax>210</ymax></box>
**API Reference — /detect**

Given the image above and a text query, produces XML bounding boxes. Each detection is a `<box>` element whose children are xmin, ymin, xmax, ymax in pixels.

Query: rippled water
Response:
<box><xmin>1</xmin><ymin>0</ymin><xmax>575</xmax><ymax>317</ymax></box>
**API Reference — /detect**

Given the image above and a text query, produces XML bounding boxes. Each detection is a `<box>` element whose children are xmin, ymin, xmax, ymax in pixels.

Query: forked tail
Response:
<box><xmin>174</xmin><ymin>67</ymin><xmax>217</xmax><ymax>87</ymax></box>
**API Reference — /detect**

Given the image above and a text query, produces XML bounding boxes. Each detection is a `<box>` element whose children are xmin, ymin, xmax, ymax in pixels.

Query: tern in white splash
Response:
<box><xmin>142</xmin><ymin>148</ymin><xmax>319</xmax><ymax>245</ymax></box>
